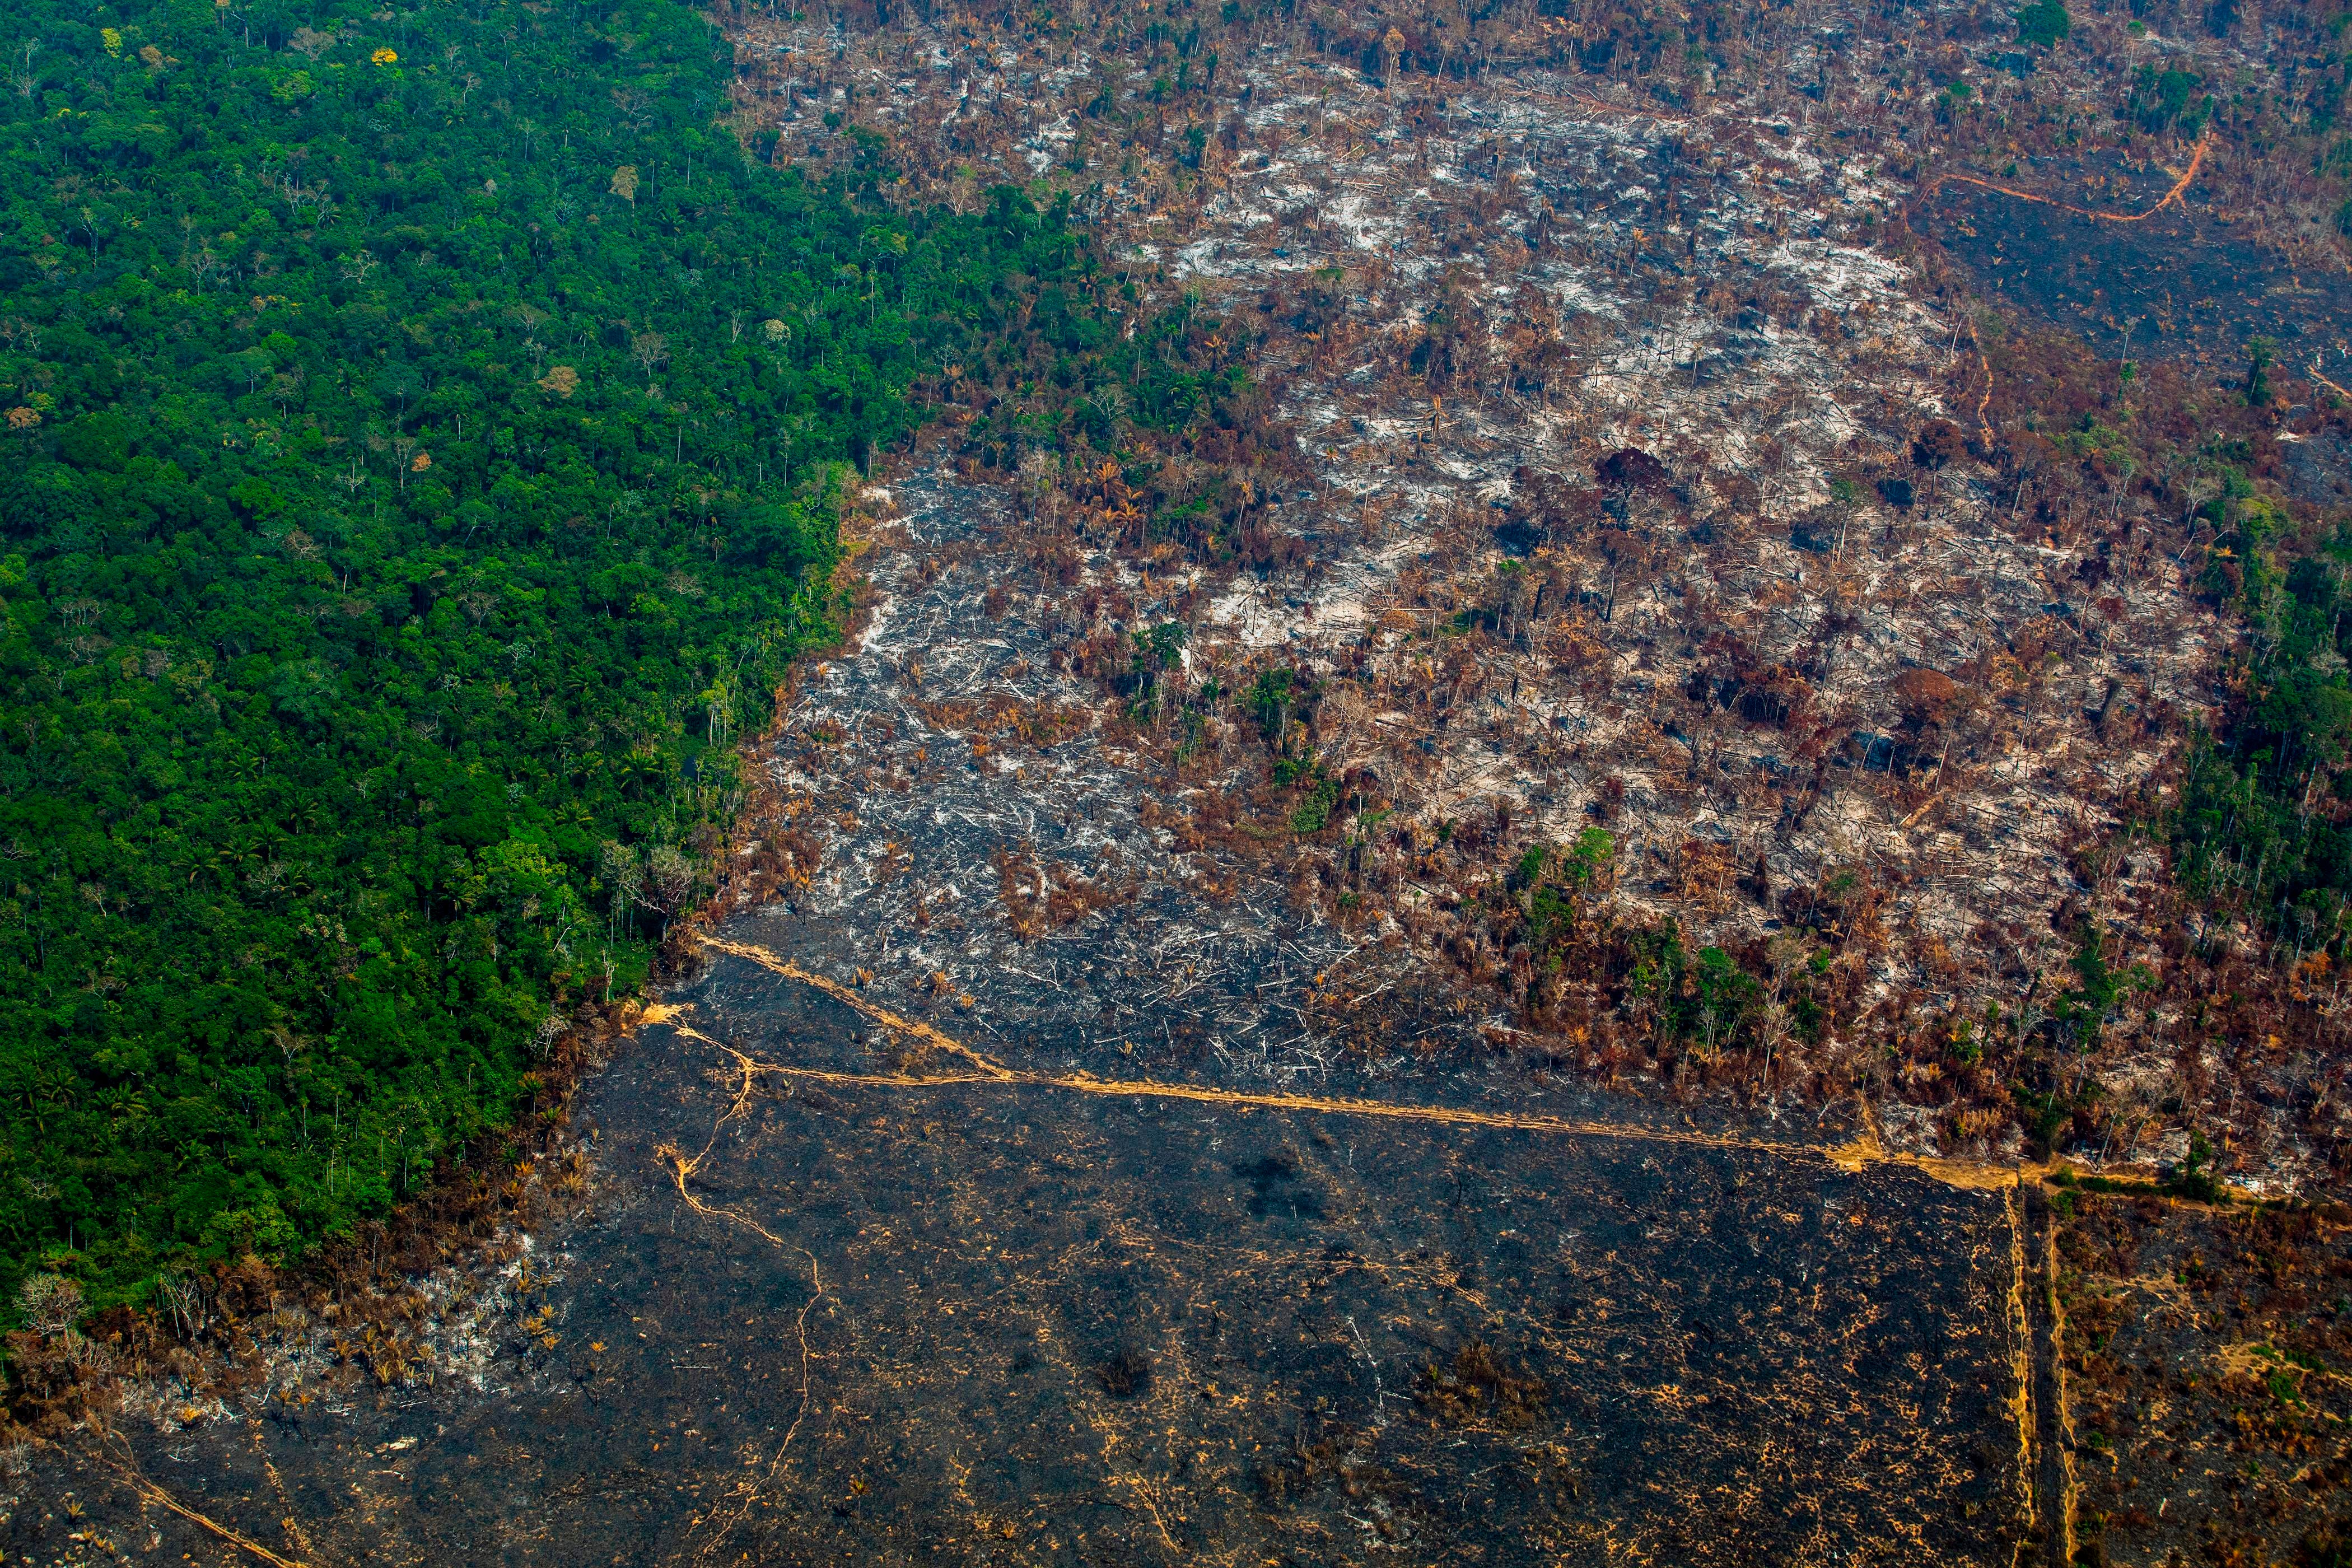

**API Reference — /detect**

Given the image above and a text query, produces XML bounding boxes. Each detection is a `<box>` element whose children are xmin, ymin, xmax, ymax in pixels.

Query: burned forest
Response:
<box><xmin>13</xmin><ymin>0</ymin><xmax>2352</xmax><ymax>1564</ymax></box>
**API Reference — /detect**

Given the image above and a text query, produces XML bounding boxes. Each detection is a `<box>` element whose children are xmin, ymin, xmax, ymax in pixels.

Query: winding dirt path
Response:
<box><xmin>1919</xmin><ymin>129</ymin><xmax>2215</xmax><ymax>225</ymax></box>
<box><xmin>695</xmin><ymin>935</ymin><xmax>2041</xmax><ymax>1192</ymax></box>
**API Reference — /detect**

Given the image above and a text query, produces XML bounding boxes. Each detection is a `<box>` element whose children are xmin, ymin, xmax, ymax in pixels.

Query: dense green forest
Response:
<box><xmin>0</xmin><ymin>0</ymin><xmax>1104</xmax><ymax>1314</ymax></box>
<box><xmin>2174</xmin><ymin>474</ymin><xmax>2352</xmax><ymax>959</ymax></box>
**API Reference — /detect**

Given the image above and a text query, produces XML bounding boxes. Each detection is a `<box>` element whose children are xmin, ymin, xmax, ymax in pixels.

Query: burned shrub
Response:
<box><xmin>1415</xmin><ymin>1341</ymin><xmax>1548</xmax><ymax>1430</ymax></box>
<box><xmin>1094</xmin><ymin>1347</ymin><xmax>1154</xmax><ymax>1397</ymax></box>
<box><xmin>1695</xmin><ymin>655</ymin><xmax>1813</xmax><ymax>730</ymax></box>
<box><xmin>1593</xmin><ymin>446</ymin><xmax>1674</xmax><ymax>494</ymax></box>
<box><xmin>1507</xmin><ymin>464</ymin><xmax>1599</xmax><ymax>542</ymax></box>
<box><xmin>1235</xmin><ymin>1148</ymin><xmax>1324</xmax><ymax>1219</ymax></box>
<box><xmin>1912</xmin><ymin>419</ymin><xmax>1967</xmax><ymax>469</ymax></box>
<box><xmin>1891</xmin><ymin>668</ymin><xmax>1966</xmax><ymax>726</ymax></box>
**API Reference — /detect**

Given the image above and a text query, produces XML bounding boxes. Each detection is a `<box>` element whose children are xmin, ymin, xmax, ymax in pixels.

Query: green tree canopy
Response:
<box><xmin>0</xmin><ymin>0</ymin><xmax>1096</xmax><ymax>1314</ymax></box>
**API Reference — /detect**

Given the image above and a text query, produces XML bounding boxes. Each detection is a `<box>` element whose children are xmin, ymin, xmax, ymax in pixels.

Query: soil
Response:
<box><xmin>11</xmin><ymin>960</ymin><xmax>2026</xmax><ymax>1566</ymax></box>
<box><xmin>1923</xmin><ymin>151</ymin><xmax>2352</xmax><ymax>373</ymax></box>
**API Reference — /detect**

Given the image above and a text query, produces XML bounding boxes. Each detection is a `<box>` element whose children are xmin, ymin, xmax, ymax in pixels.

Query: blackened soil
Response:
<box><xmin>2281</xmin><ymin>427</ymin><xmax>2352</xmax><ymax>507</ymax></box>
<box><xmin>20</xmin><ymin>943</ymin><xmax>2029</xmax><ymax>1566</ymax></box>
<box><xmin>1924</xmin><ymin>152</ymin><xmax>2352</xmax><ymax>370</ymax></box>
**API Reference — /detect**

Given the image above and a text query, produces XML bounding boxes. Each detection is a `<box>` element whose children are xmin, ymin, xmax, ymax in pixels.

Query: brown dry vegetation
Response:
<box><xmin>2053</xmin><ymin>1186</ymin><xmax>2352</xmax><ymax>1565</ymax></box>
<box><xmin>712</xmin><ymin>0</ymin><xmax>2352</xmax><ymax>1197</ymax></box>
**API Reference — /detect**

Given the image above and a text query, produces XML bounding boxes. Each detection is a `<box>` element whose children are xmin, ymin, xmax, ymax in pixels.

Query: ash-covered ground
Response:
<box><xmin>746</xmin><ymin>474</ymin><xmax>1390</xmax><ymax>1082</ymax></box>
<box><xmin>729</xmin><ymin>0</ymin><xmax>2269</xmax><ymax>1180</ymax></box>
<box><xmin>26</xmin><ymin>982</ymin><xmax>2020</xmax><ymax>1566</ymax></box>
<box><xmin>1924</xmin><ymin>152</ymin><xmax>2352</xmax><ymax>367</ymax></box>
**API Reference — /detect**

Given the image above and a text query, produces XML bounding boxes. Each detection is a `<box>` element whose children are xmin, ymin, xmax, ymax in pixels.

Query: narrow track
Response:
<box><xmin>694</xmin><ymin>937</ymin><xmax>2032</xmax><ymax>1190</ymax></box>
<box><xmin>2012</xmin><ymin>1190</ymin><xmax>2079</xmax><ymax>1566</ymax></box>
<box><xmin>1919</xmin><ymin>130</ymin><xmax>2214</xmax><ymax>225</ymax></box>
<box><xmin>81</xmin><ymin>1423</ymin><xmax>314</xmax><ymax>1568</ymax></box>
